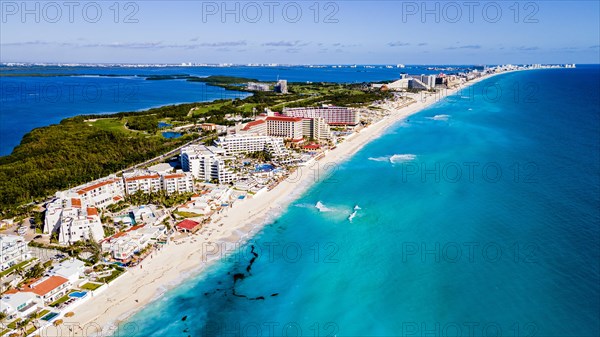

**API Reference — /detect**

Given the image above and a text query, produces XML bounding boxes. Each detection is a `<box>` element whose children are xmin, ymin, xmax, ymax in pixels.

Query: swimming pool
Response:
<box><xmin>255</xmin><ymin>164</ymin><xmax>275</xmax><ymax>172</ymax></box>
<box><xmin>41</xmin><ymin>312</ymin><xmax>59</xmax><ymax>321</ymax></box>
<box><xmin>69</xmin><ymin>291</ymin><xmax>88</xmax><ymax>298</ymax></box>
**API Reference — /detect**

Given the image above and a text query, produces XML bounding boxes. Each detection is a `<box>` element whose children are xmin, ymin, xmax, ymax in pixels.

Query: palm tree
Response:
<box><xmin>17</xmin><ymin>316</ymin><xmax>32</xmax><ymax>336</ymax></box>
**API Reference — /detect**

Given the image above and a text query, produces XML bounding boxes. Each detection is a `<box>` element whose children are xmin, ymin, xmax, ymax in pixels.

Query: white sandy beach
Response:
<box><xmin>53</xmin><ymin>72</ymin><xmax>510</xmax><ymax>337</ymax></box>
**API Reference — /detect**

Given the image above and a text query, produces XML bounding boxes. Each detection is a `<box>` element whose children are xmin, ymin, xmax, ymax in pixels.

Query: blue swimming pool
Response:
<box><xmin>41</xmin><ymin>312</ymin><xmax>59</xmax><ymax>321</ymax></box>
<box><xmin>255</xmin><ymin>164</ymin><xmax>275</xmax><ymax>172</ymax></box>
<box><xmin>162</xmin><ymin>132</ymin><xmax>182</xmax><ymax>139</ymax></box>
<box><xmin>69</xmin><ymin>291</ymin><xmax>88</xmax><ymax>298</ymax></box>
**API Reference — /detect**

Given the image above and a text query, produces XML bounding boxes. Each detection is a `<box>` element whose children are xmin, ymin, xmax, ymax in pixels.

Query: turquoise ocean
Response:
<box><xmin>2</xmin><ymin>65</ymin><xmax>598</xmax><ymax>336</ymax></box>
<box><xmin>114</xmin><ymin>67</ymin><xmax>599</xmax><ymax>336</ymax></box>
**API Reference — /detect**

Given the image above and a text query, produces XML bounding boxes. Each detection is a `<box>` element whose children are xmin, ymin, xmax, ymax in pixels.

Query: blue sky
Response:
<box><xmin>1</xmin><ymin>0</ymin><xmax>599</xmax><ymax>64</ymax></box>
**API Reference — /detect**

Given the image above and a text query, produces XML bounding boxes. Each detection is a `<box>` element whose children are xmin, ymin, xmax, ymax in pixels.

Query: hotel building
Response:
<box><xmin>162</xmin><ymin>172</ymin><xmax>195</xmax><ymax>194</ymax></box>
<box><xmin>181</xmin><ymin>145</ymin><xmax>236</xmax><ymax>184</ymax></box>
<box><xmin>123</xmin><ymin>170</ymin><xmax>195</xmax><ymax>195</ymax></box>
<box><xmin>0</xmin><ymin>235</ymin><xmax>32</xmax><ymax>271</ymax></box>
<box><xmin>266</xmin><ymin>116</ymin><xmax>304</xmax><ymax>140</ymax></box>
<box><xmin>302</xmin><ymin>117</ymin><xmax>332</xmax><ymax>140</ymax></box>
<box><xmin>283</xmin><ymin>106</ymin><xmax>360</xmax><ymax>126</ymax></box>
<box><xmin>73</xmin><ymin>177</ymin><xmax>125</xmax><ymax>209</ymax></box>
<box><xmin>214</xmin><ymin>135</ymin><xmax>288</xmax><ymax>157</ymax></box>
<box><xmin>123</xmin><ymin>171</ymin><xmax>162</xmax><ymax>195</ymax></box>
<box><xmin>240</xmin><ymin>120</ymin><xmax>267</xmax><ymax>135</ymax></box>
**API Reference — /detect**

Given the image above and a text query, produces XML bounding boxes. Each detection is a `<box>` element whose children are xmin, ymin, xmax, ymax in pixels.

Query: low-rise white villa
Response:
<box><xmin>45</xmin><ymin>198</ymin><xmax>105</xmax><ymax>245</ymax></box>
<box><xmin>6</xmin><ymin>275</ymin><xmax>71</xmax><ymax>305</ymax></box>
<box><xmin>101</xmin><ymin>224</ymin><xmax>167</xmax><ymax>261</ymax></box>
<box><xmin>47</xmin><ymin>258</ymin><xmax>86</xmax><ymax>284</ymax></box>
<box><xmin>0</xmin><ymin>292</ymin><xmax>38</xmax><ymax>320</ymax></box>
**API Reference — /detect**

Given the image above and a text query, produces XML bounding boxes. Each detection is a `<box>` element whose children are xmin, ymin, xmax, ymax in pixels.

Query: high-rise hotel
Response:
<box><xmin>282</xmin><ymin>106</ymin><xmax>360</xmax><ymax>126</ymax></box>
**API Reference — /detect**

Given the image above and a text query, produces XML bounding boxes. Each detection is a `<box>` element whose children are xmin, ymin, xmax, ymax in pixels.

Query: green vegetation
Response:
<box><xmin>34</xmin><ymin>309</ymin><xmax>50</xmax><ymax>319</ymax></box>
<box><xmin>0</xmin><ymin>258</ymin><xmax>35</xmax><ymax>277</ymax></box>
<box><xmin>24</xmin><ymin>262</ymin><xmax>46</xmax><ymax>280</ymax></box>
<box><xmin>247</xmin><ymin>150</ymin><xmax>273</xmax><ymax>162</ymax></box>
<box><xmin>0</xmin><ymin>76</ymin><xmax>390</xmax><ymax>217</ymax></box>
<box><xmin>80</xmin><ymin>282</ymin><xmax>103</xmax><ymax>291</ymax></box>
<box><xmin>89</xmin><ymin>118</ymin><xmax>128</xmax><ymax>133</ymax></box>
<box><xmin>97</xmin><ymin>266</ymin><xmax>125</xmax><ymax>283</ymax></box>
<box><xmin>126</xmin><ymin>190</ymin><xmax>193</xmax><ymax>208</ymax></box>
<box><xmin>7</xmin><ymin>319</ymin><xmax>20</xmax><ymax>329</ymax></box>
<box><xmin>0</xmin><ymin>117</ymin><xmax>195</xmax><ymax>216</ymax></box>
<box><xmin>126</xmin><ymin>115</ymin><xmax>159</xmax><ymax>133</ymax></box>
<box><xmin>174</xmin><ymin>211</ymin><xmax>203</xmax><ymax>218</ymax></box>
<box><xmin>49</xmin><ymin>291</ymin><xmax>76</xmax><ymax>307</ymax></box>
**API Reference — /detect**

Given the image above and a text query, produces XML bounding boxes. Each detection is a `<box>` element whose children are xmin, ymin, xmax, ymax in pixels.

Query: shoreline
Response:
<box><xmin>60</xmin><ymin>70</ymin><xmax>519</xmax><ymax>336</ymax></box>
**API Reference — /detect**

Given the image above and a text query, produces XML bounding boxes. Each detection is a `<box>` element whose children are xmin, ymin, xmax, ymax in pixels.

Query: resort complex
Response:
<box><xmin>0</xmin><ymin>63</ymin><xmax>579</xmax><ymax>336</ymax></box>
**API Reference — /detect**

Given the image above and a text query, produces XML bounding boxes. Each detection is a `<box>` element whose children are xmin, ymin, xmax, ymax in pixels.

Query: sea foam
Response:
<box><xmin>426</xmin><ymin>114</ymin><xmax>450</xmax><ymax>121</ymax></box>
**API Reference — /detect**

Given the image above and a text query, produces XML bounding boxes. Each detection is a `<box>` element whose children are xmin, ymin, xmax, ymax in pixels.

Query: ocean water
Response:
<box><xmin>117</xmin><ymin>67</ymin><xmax>600</xmax><ymax>336</ymax></box>
<box><xmin>0</xmin><ymin>64</ymin><xmax>461</xmax><ymax>155</ymax></box>
<box><xmin>0</xmin><ymin>75</ymin><xmax>248</xmax><ymax>155</ymax></box>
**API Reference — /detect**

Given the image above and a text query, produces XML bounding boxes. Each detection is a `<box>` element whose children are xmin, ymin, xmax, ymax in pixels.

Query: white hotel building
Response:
<box><xmin>124</xmin><ymin>170</ymin><xmax>195</xmax><ymax>195</ymax></box>
<box><xmin>283</xmin><ymin>106</ymin><xmax>360</xmax><ymax>126</ymax></box>
<box><xmin>73</xmin><ymin>177</ymin><xmax>125</xmax><ymax>208</ymax></box>
<box><xmin>0</xmin><ymin>235</ymin><xmax>32</xmax><ymax>271</ymax></box>
<box><xmin>44</xmin><ymin>198</ymin><xmax>105</xmax><ymax>244</ymax></box>
<box><xmin>265</xmin><ymin>116</ymin><xmax>304</xmax><ymax>141</ymax></box>
<box><xmin>124</xmin><ymin>172</ymin><xmax>162</xmax><ymax>195</ymax></box>
<box><xmin>214</xmin><ymin>135</ymin><xmax>288</xmax><ymax>157</ymax></box>
<box><xmin>163</xmin><ymin>172</ymin><xmax>195</xmax><ymax>194</ymax></box>
<box><xmin>181</xmin><ymin>145</ymin><xmax>236</xmax><ymax>184</ymax></box>
<box><xmin>46</xmin><ymin>170</ymin><xmax>193</xmax><ymax>245</ymax></box>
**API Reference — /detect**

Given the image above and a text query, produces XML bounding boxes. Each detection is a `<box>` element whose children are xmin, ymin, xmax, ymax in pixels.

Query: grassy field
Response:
<box><xmin>88</xmin><ymin>118</ymin><xmax>129</xmax><ymax>133</ymax></box>
<box><xmin>80</xmin><ymin>282</ymin><xmax>103</xmax><ymax>291</ymax></box>
<box><xmin>0</xmin><ymin>258</ymin><xmax>36</xmax><ymax>277</ymax></box>
<box><xmin>174</xmin><ymin>211</ymin><xmax>203</xmax><ymax>218</ymax></box>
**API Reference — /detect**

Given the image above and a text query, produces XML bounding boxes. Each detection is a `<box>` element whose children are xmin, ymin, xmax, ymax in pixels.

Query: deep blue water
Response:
<box><xmin>0</xmin><ymin>64</ymin><xmax>463</xmax><ymax>155</ymax></box>
<box><xmin>162</xmin><ymin>132</ymin><xmax>183</xmax><ymax>139</ymax></box>
<box><xmin>0</xmin><ymin>75</ymin><xmax>248</xmax><ymax>155</ymax></box>
<box><xmin>117</xmin><ymin>67</ymin><xmax>600</xmax><ymax>337</ymax></box>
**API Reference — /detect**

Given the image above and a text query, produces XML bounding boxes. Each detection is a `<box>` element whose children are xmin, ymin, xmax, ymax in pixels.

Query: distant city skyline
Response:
<box><xmin>1</xmin><ymin>1</ymin><xmax>599</xmax><ymax>64</ymax></box>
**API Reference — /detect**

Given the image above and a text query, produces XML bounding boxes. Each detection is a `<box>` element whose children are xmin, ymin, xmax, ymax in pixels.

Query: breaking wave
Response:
<box><xmin>369</xmin><ymin>154</ymin><xmax>417</xmax><ymax>164</ymax></box>
<box><xmin>315</xmin><ymin>201</ymin><xmax>333</xmax><ymax>212</ymax></box>
<box><xmin>426</xmin><ymin>114</ymin><xmax>450</xmax><ymax>121</ymax></box>
<box><xmin>389</xmin><ymin>154</ymin><xmax>417</xmax><ymax>163</ymax></box>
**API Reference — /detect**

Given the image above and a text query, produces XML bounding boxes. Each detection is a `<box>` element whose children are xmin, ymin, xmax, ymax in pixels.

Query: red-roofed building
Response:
<box><xmin>283</xmin><ymin>106</ymin><xmax>360</xmax><ymax>126</ymax></box>
<box><xmin>10</xmin><ymin>276</ymin><xmax>70</xmax><ymax>304</ymax></box>
<box><xmin>241</xmin><ymin>120</ymin><xmax>266</xmax><ymax>135</ymax></box>
<box><xmin>124</xmin><ymin>171</ymin><xmax>162</xmax><ymax>195</ymax></box>
<box><xmin>73</xmin><ymin>177</ymin><xmax>125</xmax><ymax>208</ymax></box>
<box><xmin>71</xmin><ymin>198</ymin><xmax>82</xmax><ymax>208</ymax></box>
<box><xmin>176</xmin><ymin>219</ymin><xmax>201</xmax><ymax>233</ymax></box>
<box><xmin>266</xmin><ymin>116</ymin><xmax>303</xmax><ymax>141</ymax></box>
<box><xmin>86</xmin><ymin>207</ymin><xmax>99</xmax><ymax>216</ymax></box>
<box><xmin>302</xmin><ymin>143</ymin><xmax>321</xmax><ymax>150</ymax></box>
<box><xmin>162</xmin><ymin>172</ymin><xmax>194</xmax><ymax>194</ymax></box>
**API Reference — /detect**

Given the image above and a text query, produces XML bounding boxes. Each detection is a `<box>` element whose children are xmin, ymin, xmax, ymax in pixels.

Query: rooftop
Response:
<box><xmin>176</xmin><ymin>219</ymin><xmax>200</xmax><ymax>231</ymax></box>
<box><xmin>12</xmin><ymin>276</ymin><xmax>69</xmax><ymax>296</ymax></box>
<box><xmin>77</xmin><ymin>179</ymin><xmax>118</xmax><ymax>195</ymax></box>
<box><xmin>266</xmin><ymin>116</ymin><xmax>303</xmax><ymax>122</ymax></box>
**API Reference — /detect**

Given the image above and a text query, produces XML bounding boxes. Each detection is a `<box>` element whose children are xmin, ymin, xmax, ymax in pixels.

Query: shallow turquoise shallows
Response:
<box><xmin>121</xmin><ymin>67</ymin><xmax>597</xmax><ymax>336</ymax></box>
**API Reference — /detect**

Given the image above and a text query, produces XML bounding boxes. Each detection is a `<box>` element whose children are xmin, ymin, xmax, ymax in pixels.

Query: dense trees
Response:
<box><xmin>0</xmin><ymin>118</ymin><xmax>192</xmax><ymax>216</ymax></box>
<box><xmin>127</xmin><ymin>115</ymin><xmax>159</xmax><ymax>133</ymax></box>
<box><xmin>0</xmin><ymin>76</ymin><xmax>390</xmax><ymax>217</ymax></box>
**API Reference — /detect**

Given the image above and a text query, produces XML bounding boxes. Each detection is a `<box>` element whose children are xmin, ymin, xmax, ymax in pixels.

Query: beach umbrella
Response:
<box><xmin>65</xmin><ymin>312</ymin><xmax>75</xmax><ymax>317</ymax></box>
<box><xmin>53</xmin><ymin>319</ymin><xmax>63</xmax><ymax>326</ymax></box>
